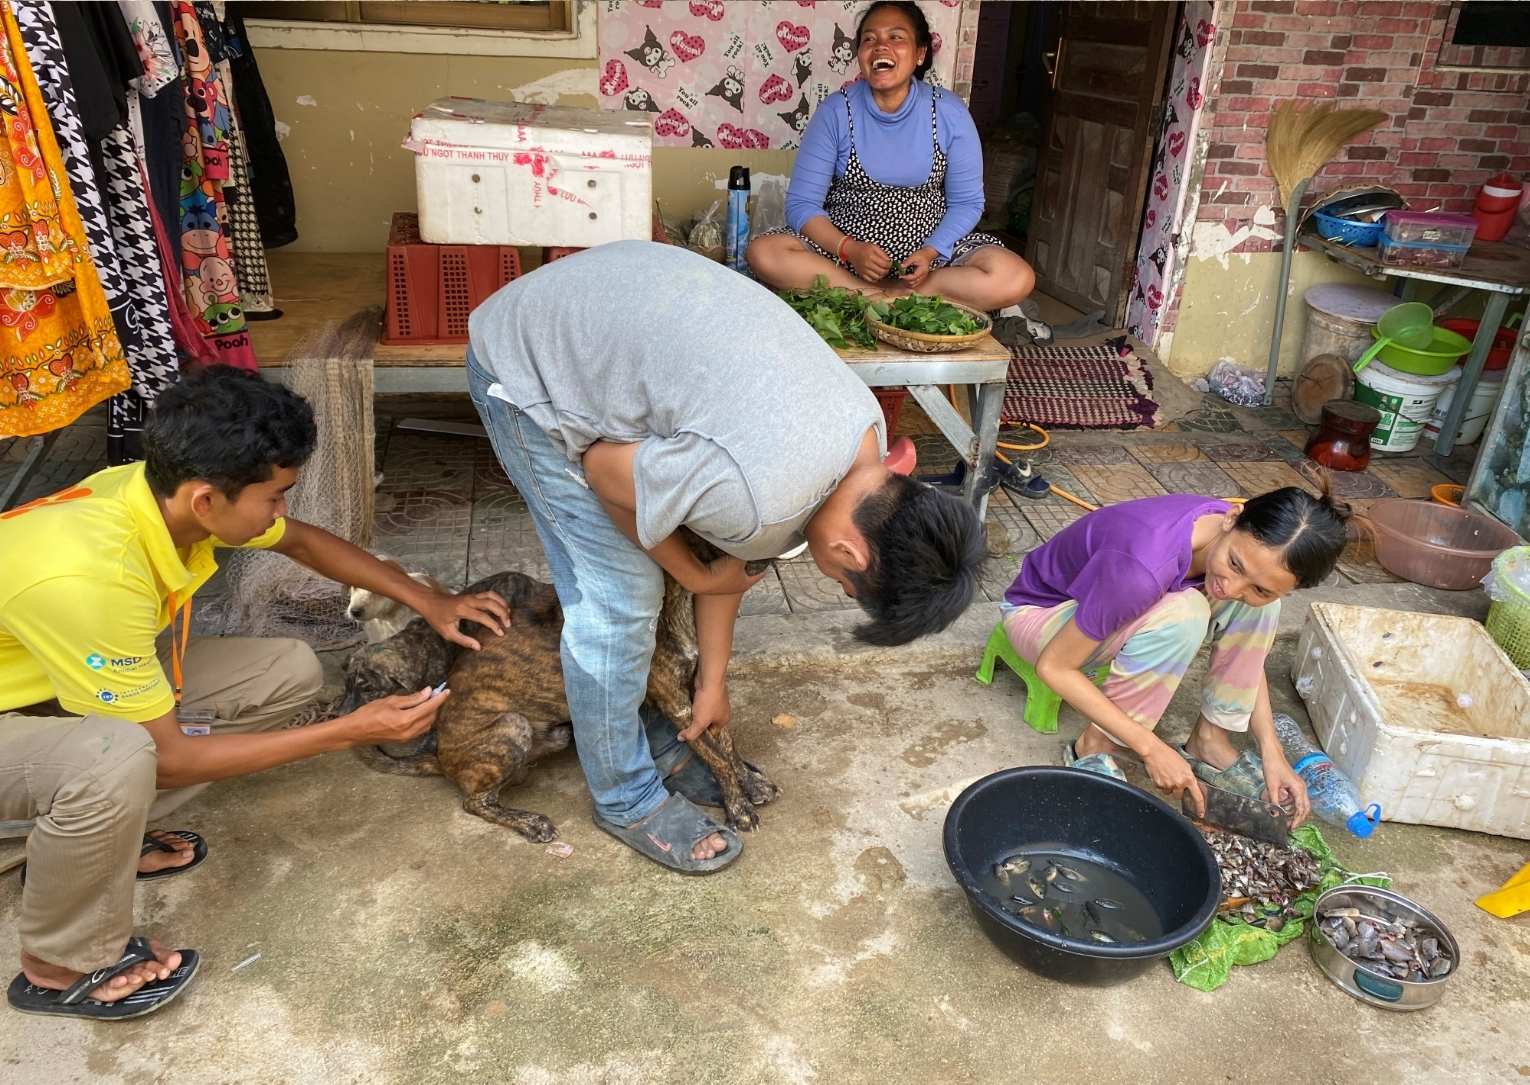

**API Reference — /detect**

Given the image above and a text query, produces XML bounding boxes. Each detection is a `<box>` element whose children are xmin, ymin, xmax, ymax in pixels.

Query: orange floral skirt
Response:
<box><xmin>0</xmin><ymin>0</ymin><xmax>129</xmax><ymax>438</ymax></box>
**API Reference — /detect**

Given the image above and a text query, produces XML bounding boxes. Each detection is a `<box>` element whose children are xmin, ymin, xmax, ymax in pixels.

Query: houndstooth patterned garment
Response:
<box><xmin>17</xmin><ymin>2</ymin><xmax>182</xmax><ymax>458</ymax></box>
<box><xmin>12</xmin><ymin>1</ymin><xmax>130</xmax><ymax>323</ymax></box>
<box><xmin>766</xmin><ymin>88</ymin><xmax>1005</xmax><ymax>271</ymax></box>
<box><xmin>101</xmin><ymin>126</ymin><xmax>178</xmax><ymax>399</ymax></box>
<box><xmin>218</xmin><ymin>58</ymin><xmax>273</xmax><ymax>313</ymax></box>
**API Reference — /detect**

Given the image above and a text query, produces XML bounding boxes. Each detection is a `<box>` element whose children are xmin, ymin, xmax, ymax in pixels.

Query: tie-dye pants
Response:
<box><xmin>1000</xmin><ymin>589</ymin><xmax>1280</xmax><ymax>732</ymax></box>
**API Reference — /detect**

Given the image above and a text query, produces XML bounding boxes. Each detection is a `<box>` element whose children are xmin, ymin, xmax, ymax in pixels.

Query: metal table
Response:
<box><xmin>837</xmin><ymin>332</ymin><xmax>1010</xmax><ymax>519</ymax></box>
<box><xmin>1303</xmin><ymin>231</ymin><xmax>1530</xmax><ymax>461</ymax></box>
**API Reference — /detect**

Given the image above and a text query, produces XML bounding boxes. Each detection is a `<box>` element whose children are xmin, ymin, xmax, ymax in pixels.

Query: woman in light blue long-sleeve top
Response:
<box><xmin>748</xmin><ymin>1</ymin><xmax>1035</xmax><ymax>314</ymax></box>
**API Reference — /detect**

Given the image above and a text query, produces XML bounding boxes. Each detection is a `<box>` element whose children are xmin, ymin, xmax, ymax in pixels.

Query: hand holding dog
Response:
<box><xmin>344</xmin><ymin>687</ymin><xmax>448</xmax><ymax>747</ymax></box>
<box><xmin>418</xmin><ymin>588</ymin><xmax>512</xmax><ymax>650</ymax></box>
<box><xmin>681</xmin><ymin>680</ymin><xmax>730</xmax><ymax>742</ymax></box>
<box><xmin>687</xmin><ymin>555</ymin><xmax>766</xmax><ymax>596</ymax></box>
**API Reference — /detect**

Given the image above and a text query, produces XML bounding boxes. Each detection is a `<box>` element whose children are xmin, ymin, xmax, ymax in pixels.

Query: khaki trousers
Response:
<box><xmin>0</xmin><ymin>637</ymin><xmax>322</xmax><ymax>971</ymax></box>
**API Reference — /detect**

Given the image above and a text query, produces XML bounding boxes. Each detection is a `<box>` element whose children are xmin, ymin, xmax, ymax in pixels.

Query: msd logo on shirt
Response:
<box><xmin>85</xmin><ymin>653</ymin><xmax>145</xmax><ymax>671</ymax></box>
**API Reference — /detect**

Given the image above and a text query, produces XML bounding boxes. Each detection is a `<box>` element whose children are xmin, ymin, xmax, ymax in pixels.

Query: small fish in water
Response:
<box><xmin>993</xmin><ymin>856</ymin><xmax>1031</xmax><ymax>884</ymax></box>
<box><xmin>1050</xmin><ymin>879</ymin><xmax>1077</xmax><ymax>895</ymax></box>
<box><xmin>1089</xmin><ymin>930</ymin><xmax>1116</xmax><ymax>944</ymax></box>
<box><xmin>1091</xmin><ymin>898</ymin><xmax>1123</xmax><ymax>911</ymax></box>
<box><xmin>1054</xmin><ymin>864</ymin><xmax>1086</xmax><ymax>882</ymax></box>
<box><xmin>1010</xmin><ymin>893</ymin><xmax>1038</xmax><ymax>907</ymax></box>
<box><xmin>1026</xmin><ymin>876</ymin><xmax>1047</xmax><ymax>900</ymax></box>
<box><xmin>1016</xmin><ymin>904</ymin><xmax>1060</xmax><ymax>933</ymax></box>
<box><xmin>1044</xmin><ymin>863</ymin><xmax>1060</xmax><ymax>883</ymax></box>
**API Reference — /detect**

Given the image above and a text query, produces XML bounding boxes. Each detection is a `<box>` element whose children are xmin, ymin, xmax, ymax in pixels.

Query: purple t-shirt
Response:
<box><xmin>1004</xmin><ymin>494</ymin><xmax>1232</xmax><ymax>640</ymax></box>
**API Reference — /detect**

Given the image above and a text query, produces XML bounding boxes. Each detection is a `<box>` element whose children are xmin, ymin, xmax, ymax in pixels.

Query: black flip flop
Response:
<box><xmin>135</xmin><ymin>830</ymin><xmax>208</xmax><ymax>881</ymax></box>
<box><xmin>19</xmin><ymin>831</ymin><xmax>207</xmax><ymax>886</ymax></box>
<box><xmin>8</xmin><ymin>936</ymin><xmax>200</xmax><ymax>1020</ymax></box>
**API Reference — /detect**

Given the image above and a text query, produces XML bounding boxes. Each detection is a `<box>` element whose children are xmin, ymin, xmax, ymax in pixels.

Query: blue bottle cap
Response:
<box><xmin>1346</xmin><ymin>806</ymin><xmax>1379</xmax><ymax>838</ymax></box>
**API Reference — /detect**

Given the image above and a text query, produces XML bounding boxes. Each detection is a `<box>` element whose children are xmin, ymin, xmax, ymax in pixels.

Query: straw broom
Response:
<box><xmin>1261</xmin><ymin>103</ymin><xmax>1387</xmax><ymax>404</ymax></box>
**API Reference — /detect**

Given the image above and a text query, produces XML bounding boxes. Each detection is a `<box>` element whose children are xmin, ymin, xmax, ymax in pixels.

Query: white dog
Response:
<box><xmin>347</xmin><ymin>558</ymin><xmax>447</xmax><ymax>643</ymax></box>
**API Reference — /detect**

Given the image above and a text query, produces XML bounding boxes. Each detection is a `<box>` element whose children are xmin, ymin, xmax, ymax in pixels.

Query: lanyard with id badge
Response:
<box><xmin>169</xmin><ymin>593</ymin><xmax>215</xmax><ymax>735</ymax></box>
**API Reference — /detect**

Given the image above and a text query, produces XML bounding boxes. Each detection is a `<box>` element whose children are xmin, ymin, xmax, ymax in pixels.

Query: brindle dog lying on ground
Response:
<box><xmin>340</xmin><ymin>535</ymin><xmax>780</xmax><ymax>841</ymax></box>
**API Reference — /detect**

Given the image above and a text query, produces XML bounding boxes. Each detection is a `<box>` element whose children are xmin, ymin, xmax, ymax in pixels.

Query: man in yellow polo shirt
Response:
<box><xmin>0</xmin><ymin>368</ymin><xmax>509</xmax><ymax>1020</ymax></box>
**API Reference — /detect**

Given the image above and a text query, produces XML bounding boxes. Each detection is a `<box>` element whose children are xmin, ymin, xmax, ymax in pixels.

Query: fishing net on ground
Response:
<box><xmin>201</xmin><ymin>307</ymin><xmax>379</xmax><ymax>654</ymax></box>
<box><xmin>1169</xmin><ymin>825</ymin><xmax>1390</xmax><ymax>992</ymax></box>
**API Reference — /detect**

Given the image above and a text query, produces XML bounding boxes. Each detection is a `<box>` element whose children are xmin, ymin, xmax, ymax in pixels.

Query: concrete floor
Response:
<box><xmin>1</xmin><ymin>324</ymin><xmax>1522</xmax><ymax>1082</ymax></box>
<box><xmin>3</xmin><ymin>589</ymin><xmax>1528</xmax><ymax>1084</ymax></box>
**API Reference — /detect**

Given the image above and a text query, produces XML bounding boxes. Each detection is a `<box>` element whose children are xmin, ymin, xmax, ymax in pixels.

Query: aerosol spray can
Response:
<box><xmin>726</xmin><ymin>165</ymin><xmax>751</xmax><ymax>273</ymax></box>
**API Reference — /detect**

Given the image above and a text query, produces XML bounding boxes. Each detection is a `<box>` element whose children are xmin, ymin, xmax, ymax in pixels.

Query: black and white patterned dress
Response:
<box><xmin>17</xmin><ymin>1</ymin><xmax>179</xmax><ymax>460</ymax></box>
<box><xmin>768</xmin><ymin>88</ymin><xmax>1006</xmax><ymax>271</ymax></box>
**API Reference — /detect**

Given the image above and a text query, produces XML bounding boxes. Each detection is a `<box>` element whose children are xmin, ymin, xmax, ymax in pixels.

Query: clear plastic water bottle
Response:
<box><xmin>1273</xmin><ymin>713</ymin><xmax>1381</xmax><ymax>838</ymax></box>
<box><xmin>725</xmin><ymin>165</ymin><xmax>751</xmax><ymax>273</ymax></box>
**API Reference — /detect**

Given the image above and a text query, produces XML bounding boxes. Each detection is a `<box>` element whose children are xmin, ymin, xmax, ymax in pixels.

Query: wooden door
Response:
<box><xmin>1025</xmin><ymin>2</ymin><xmax>1175</xmax><ymax>322</ymax></box>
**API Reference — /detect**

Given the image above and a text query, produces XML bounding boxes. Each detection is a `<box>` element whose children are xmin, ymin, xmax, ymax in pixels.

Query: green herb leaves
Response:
<box><xmin>867</xmin><ymin>295</ymin><xmax>987</xmax><ymax>337</ymax></box>
<box><xmin>776</xmin><ymin>277</ymin><xmax>988</xmax><ymax>348</ymax></box>
<box><xmin>776</xmin><ymin>275</ymin><xmax>877</xmax><ymax>349</ymax></box>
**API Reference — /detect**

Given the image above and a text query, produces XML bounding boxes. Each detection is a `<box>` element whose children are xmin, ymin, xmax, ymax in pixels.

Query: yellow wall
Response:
<box><xmin>256</xmin><ymin>49</ymin><xmax>795</xmax><ymax>252</ymax></box>
<box><xmin>1163</xmin><ymin>249</ymin><xmax>1378</xmax><ymax>380</ymax></box>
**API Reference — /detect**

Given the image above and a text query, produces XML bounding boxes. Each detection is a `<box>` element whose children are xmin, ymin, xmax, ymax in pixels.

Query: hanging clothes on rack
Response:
<box><xmin>222</xmin><ymin>3</ymin><xmax>295</xmax><ymax>249</ymax></box>
<box><xmin>118</xmin><ymin>0</ymin><xmax>178</xmax><ymax>98</ymax></box>
<box><xmin>121</xmin><ymin>0</ymin><xmax>221</xmax><ymax>368</ymax></box>
<box><xmin>170</xmin><ymin>0</ymin><xmax>255</xmax><ymax>370</ymax></box>
<box><xmin>35</xmin><ymin>1</ymin><xmax>182</xmax><ymax>462</ymax></box>
<box><xmin>0</xmin><ymin>0</ymin><xmax>129</xmax><ymax>437</ymax></box>
<box><xmin>209</xmin><ymin>0</ymin><xmax>272</xmax><ymax>316</ymax></box>
<box><xmin>128</xmin><ymin>0</ymin><xmax>184</xmax><ymax>268</ymax></box>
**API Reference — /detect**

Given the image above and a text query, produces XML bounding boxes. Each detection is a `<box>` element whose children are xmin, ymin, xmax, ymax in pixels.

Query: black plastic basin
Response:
<box><xmin>943</xmin><ymin>766</ymin><xmax>1221</xmax><ymax>986</ymax></box>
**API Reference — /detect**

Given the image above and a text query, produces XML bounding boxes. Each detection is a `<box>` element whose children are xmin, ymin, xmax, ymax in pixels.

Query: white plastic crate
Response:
<box><xmin>1292</xmin><ymin>602</ymin><xmax>1530</xmax><ymax>840</ymax></box>
<box><xmin>405</xmin><ymin>97</ymin><xmax>652</xmax><ymax>248</ymax></box>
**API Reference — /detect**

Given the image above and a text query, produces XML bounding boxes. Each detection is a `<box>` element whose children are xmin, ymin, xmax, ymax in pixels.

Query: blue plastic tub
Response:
<box><xmin>1312</xmin><ymin>210</ymin><xmax>1384</xmax><ymax>247</ymax></box>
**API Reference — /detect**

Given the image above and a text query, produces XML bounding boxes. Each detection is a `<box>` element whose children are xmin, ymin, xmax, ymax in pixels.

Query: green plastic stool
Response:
<box><xmin>975</xmin><ymin>622</ymin><xmax>1106</xmax><ymax>734</ymax></box>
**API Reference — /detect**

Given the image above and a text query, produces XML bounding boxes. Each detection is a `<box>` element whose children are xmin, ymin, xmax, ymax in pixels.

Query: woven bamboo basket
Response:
<box><xmin>866</xmin><ymin>298</ymin><xmax>992</xmax><ymax>353</ymax></box>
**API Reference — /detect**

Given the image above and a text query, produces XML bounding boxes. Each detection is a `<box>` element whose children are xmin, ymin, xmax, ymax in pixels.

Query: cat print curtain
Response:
<box><xmin>597</xmin><ymin>0</ymin><xmax>965</xmax><ymax>151</ymax></box>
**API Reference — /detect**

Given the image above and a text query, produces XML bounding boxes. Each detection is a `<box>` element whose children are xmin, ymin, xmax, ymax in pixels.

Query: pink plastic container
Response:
<box><xmin>1383</xmin><ymin>211</ymin><xmax>1479</xmax><ymax>247</ymax></box>
<box><xmin>1361</xmin><ymin>498</ymin><xmax>1523</xmax><ymax>590</ymax></box>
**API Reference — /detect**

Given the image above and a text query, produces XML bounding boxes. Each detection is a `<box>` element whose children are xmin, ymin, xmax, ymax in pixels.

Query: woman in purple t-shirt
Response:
<box><xmin>1000</xmin><ymin>485</ymin><xmax>1352</xmax><ymax>821</ymax></box>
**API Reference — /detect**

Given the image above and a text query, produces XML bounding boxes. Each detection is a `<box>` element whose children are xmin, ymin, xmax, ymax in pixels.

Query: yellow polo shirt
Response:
<box><xmin>0</xmin><ymin>463</ymin><xmax>285</xmax><ymax>722</ymax></box>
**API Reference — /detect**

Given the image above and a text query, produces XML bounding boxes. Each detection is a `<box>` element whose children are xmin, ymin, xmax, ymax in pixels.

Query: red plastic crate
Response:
<box><xmin>875</xmin><ymin>388</ymin><xmax>909</xmax><ymax>435</ymax></box>
<box><xmin>382</xmin><ymin>212</ymin><xmax>523</xmax><ymax>345</ymax></box>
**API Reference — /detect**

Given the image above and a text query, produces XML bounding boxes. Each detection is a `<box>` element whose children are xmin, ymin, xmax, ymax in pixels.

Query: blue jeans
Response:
<box><xmin>467</xmin><ymin>352</ymin><xmax>669</xmax><ymax>824</ymax></box>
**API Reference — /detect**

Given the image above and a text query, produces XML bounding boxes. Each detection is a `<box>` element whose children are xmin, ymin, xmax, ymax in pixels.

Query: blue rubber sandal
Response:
<box><xmin>1180</xmin><ymin>746</ymin><xmax>1267</xmax><ymax>799</ymax></box>
<box><xmin>593</xmin><ymin>792</ymin><xmax>741</xmax><ymax>875</ymax></box>
<box><xmin>1062</xmin><ymin>740</ymin><xmax>1127</xmax><ymax>782</ymax></box>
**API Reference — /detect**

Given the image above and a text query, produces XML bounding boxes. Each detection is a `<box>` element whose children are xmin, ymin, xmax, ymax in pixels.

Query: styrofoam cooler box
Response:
<box><xmin>1292</xmin><ymin>602</ymin><xmax>1530</xmax><ymax>839</ymax></box>
<box><xmin>405</xmin><ymin>97</ymin><xmax>652</xmax><ymax>248</ymax></box>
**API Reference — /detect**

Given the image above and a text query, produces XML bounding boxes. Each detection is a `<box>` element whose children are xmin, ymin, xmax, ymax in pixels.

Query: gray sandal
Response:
<box><xmin>1180</xmin><ymin>745</ymin><xmax>1267</xmax><ymax>799</ymax></box>
<box><xmin>593</xmin><ymin>792</ymin><xmax>741</xmax><ymax>875</ymax></box>
<box><xmin>1062</xmin><ymin>740</ymin><xmax>1127</xmax><ymax>782</ymax></box>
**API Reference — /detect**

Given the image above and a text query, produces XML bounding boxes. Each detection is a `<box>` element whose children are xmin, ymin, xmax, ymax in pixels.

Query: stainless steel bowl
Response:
<box><xmin>1308</xmin><ymin>885</ymin><xmax>1459</xmax><ymax>1011</ymax></box>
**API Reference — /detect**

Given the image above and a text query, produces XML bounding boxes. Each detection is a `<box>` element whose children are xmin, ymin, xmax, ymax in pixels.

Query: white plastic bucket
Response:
<box><xmin>1354</xmin><ymin>361</ymin><xmax>1460</xmax><ymax>453</ymax></box>
<box><xmin>1423</xmin><ymin>370</ymin><xmax>1505</xmax><ymax>446</ymax></box>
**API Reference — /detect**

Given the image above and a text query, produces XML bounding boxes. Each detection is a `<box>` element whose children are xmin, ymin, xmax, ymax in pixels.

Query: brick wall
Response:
<box><xmin>1196</xmin><ymin>0</ymin><xmax>1530</xmax><ymax>254</ymax></box>
<box><xmin>951</xmin><ymin>0</ymin><xmax>984</xmax><ymax>102</ymax></box>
